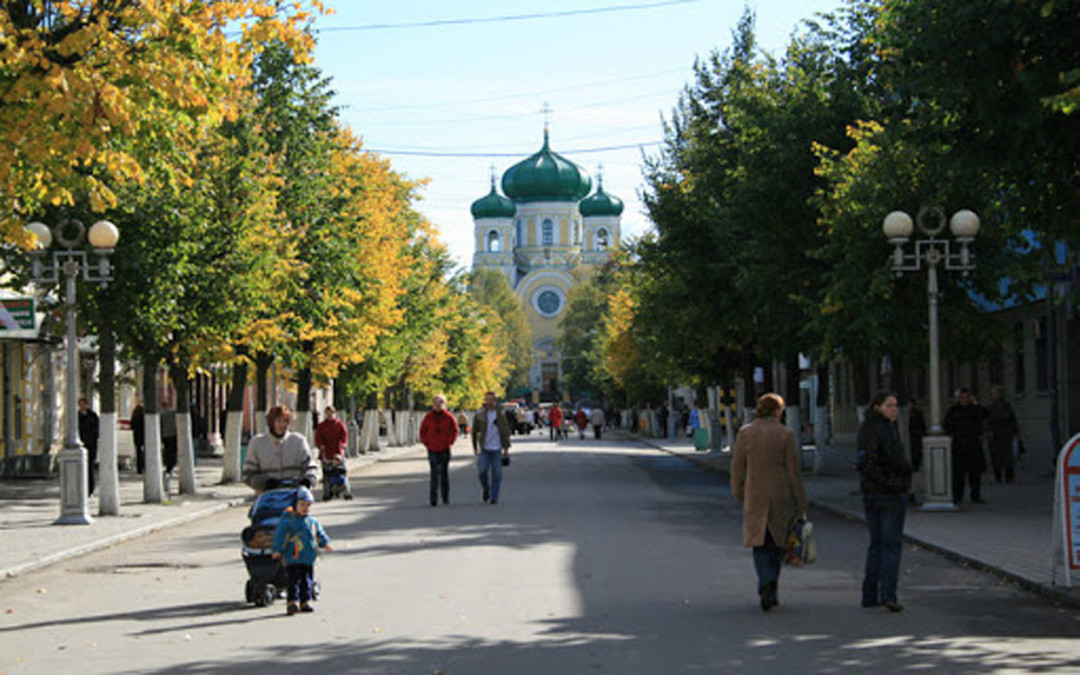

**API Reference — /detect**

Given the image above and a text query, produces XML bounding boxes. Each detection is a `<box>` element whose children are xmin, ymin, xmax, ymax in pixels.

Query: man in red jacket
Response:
<box><xmin>420</xmin><ymin>394</ymin><xmax>458</xmax><ymax>506</ymax></box>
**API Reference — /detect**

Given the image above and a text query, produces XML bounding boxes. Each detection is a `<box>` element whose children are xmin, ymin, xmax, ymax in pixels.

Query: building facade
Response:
<box><xmin>471</xmin><ymin>130</ymin><xmax>623</xmax><ymax>401</ymax></box>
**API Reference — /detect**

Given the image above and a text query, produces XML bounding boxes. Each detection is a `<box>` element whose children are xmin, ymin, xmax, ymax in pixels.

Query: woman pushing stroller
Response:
<box><xmin>243</xmin><ymin>405</ymin><xmax>319</xmax><ymax>492</ymax></box>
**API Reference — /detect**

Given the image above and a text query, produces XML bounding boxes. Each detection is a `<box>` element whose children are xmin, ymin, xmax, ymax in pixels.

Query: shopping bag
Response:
<box><xmin>785</xmin><ymin>518</ymin><xmax>817</xmax><ymax>566</ymax></box>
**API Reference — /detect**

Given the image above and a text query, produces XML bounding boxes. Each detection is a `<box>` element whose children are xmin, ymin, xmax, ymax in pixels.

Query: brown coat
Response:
<box><xmin>730</xmin><ymin>416</ymin><xmax>807</xmax><ymax>548</ymax></box>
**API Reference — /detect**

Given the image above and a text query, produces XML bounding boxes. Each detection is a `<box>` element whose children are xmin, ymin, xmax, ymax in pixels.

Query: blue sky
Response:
<box><xmin>311</xmin><ymin>0</ymin><xmax>843</xmax><ymax>267</ymax></box>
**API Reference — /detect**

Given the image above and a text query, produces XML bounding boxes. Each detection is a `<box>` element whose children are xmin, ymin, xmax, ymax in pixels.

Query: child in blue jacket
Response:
<box><xmin>271</xmin><ymin>487</ymin><xmax>333</xmax><ymax>615</ymax></box>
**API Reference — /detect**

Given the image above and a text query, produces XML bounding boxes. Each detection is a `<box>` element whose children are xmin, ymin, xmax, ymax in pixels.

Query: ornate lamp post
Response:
<box><xmin>25</xmin><ymin>219</ymin><xmax>119</xmax><ymax>525</ymax></box>
<box><xmin>883</xmin><ymin>207</ymin><xmax>979</xmax><ymax>510</ymax></box>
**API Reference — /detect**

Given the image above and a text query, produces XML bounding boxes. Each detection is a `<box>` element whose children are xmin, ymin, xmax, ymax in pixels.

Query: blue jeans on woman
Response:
<box><xmin>477</xmin><ymin>449</ymin><xmax>503</xmax><ymax>503</ymax></box>
<box><xmin>862</xmin><ymin>492</ymin><xmax>907</xmax><ymax>605</ymax></box>
<box><xmin>752</xmin><ymin>529</ymin><xmax>784</xmax><ymax>591</ymax></box>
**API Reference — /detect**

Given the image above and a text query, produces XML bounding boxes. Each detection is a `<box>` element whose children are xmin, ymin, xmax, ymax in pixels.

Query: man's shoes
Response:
<box><xmin>300</xmin><ymin>604</ymin><xmax>314</xmax><ymax>613</ymax></box>
<box><xmin>287</xmin><ymin>603</ymin><xmax>299</xmax><ymax>616</ymax></box>
<box><xmin>490</xmin><ymin>499</ymin><xmax>498</xmax><ymax>505</ymax></box>
<box><xmin>883</xmin><ymin>602</ymin><xmax>904</xmax><ymax>613</ymax></box>
<box><xmin>483</xmin><ymin>489</ymin><xmax>490</xmax><ymax>503</ymax></box>
<box><xmin>430</xmin><ymin>498</ymin><xmax>437</xmax><ymax>507</ymax></box>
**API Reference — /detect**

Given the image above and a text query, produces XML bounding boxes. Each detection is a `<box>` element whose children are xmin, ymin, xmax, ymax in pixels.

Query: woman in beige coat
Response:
<box><xmin>731</xmin><ymin>393</ymin><xmax>807</xmax><ymax>611</ymax></box>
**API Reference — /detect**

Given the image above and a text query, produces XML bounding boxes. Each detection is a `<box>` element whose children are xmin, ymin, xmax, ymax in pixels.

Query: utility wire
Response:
<box><xmin>366</xmin><ymin>141</ymin><xmax>663</xmax><ymax>158</ymax></box>
<box><xmin>318</xmin><ymin>0</ymin><xmax>699</xmax><ymax>33</ymax></box>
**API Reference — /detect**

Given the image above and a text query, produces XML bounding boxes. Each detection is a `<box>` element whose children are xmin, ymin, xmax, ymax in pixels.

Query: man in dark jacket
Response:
<box><xmin>78</xmin><ymin>397</ymin><xmax>100</xmax><ymax>496</ymax></box>
<box><xmin>944</xmin><ymin>388</ymin><xmax>989</xmax><ymax>505</ymax></box>
<box><xmin>420</xmin><ymin>395</ymin><xmax>458</xmax><ymax>506</ymax></box>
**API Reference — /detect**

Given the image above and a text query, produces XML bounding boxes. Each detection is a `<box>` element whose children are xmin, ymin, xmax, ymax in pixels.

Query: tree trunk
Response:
<box><xmin>813</xmin><ymin>363</ymin><xmax>830</xmax><ymax>473</ymax></box>
<box><xmin>255</xmin><ymin>351</ymin><xmax>273</xmax><ymax>435</ymax></box>
<box><xmin>97</xmin><ymin>305</ymin><xmax>120</xmax><ymax>515</ymax></box>
<box><xmin>142</xmin><ymin>359</ymin><xmax>164</xmax><ymax>503</ymax></box>
<box><xmin>222</xmin><ymin>348</ymin><xmax>248</xmax><ymax>483</ymax></box>
<box><xmin>295</xmin><ymin>340</ymin><xmax>314</xmax><ymax>442</ymax></box>
<box><xmin>784</xmin><ymin>353</ymin><xmax>803</xmax><ymax>458</ymax></box>
<box><xmin>170</xmin><ymin>362</ymin><xmax>196</xmax><ymax>494</ymax></box>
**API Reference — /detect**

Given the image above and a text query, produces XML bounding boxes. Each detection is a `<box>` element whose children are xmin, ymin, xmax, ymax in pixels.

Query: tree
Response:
<box><xmin>0</xmin><ymin>1</ymin><xmax>319</xmax><ymax>243</ymax></box>
<box><xmin>468</xmin><ymin>268</ymin><xmax>533</xmax><ymax>395</ymax></box>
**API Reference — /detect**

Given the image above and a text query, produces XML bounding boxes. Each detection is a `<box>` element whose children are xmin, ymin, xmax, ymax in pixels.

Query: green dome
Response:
<box><xmin>471</xmin><ymin>181</ymin><xmax>517</xmax><ymax>219</ymax></box>
<box><xmin>501</xmin><ymin>130</ymin><xmax>592</xmax><ymax>203</ymax></box>
<box><xmin>579</xmin><ymin>182</ymin><xmax>624</xmax><ymax>217</ymax></box>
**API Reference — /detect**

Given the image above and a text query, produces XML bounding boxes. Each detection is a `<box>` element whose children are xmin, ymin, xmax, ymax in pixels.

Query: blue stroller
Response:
<box><xmin>240</xmin><ymin>486</ymin><xmax>319</xmax><ymax>607</ymax></box>
<box><xmin>321</xmin><ymin>459</ymin><xmax>353</xmax><ymax>501</ymax></box>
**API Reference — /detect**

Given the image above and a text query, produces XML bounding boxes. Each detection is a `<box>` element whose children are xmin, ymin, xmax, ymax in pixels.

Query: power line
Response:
<box><xmin>366</xmin><ymin>141</ymin><xmax>664</xmax><ymax>158</ymax></box>
<box><xmin>318</xmin><ymin>0</ymin><xmax>699</xmax><ymax>33</ymax></box>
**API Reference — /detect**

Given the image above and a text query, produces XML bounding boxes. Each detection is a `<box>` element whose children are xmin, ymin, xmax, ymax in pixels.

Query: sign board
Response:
<box><xmin>1054</xmin><ymin>433</ymin><xmax>1080</xmax><ymax>585</ymax></box>
<box><xmin>0</xmin><ymin>297</ymin><xmax>34</xmax><ymax>331</ymax></box>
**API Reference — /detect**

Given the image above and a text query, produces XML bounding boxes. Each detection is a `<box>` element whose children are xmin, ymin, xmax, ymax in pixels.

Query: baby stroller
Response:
<box><xmin>240</xmin><ymin>485</ymin><xmax>319</xmax><ymax>607</ymax></box>
<box><xmin>321</xmin><ymin>458</ymin><xmax>353</xmax><ymax>501</ymax></box>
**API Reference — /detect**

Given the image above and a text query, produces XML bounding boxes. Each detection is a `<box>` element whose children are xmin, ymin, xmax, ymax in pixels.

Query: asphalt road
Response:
<box><xmin>3</xmin><ymin>434</ymin><xmax>1080</xmax><ymax>674</ymax></box>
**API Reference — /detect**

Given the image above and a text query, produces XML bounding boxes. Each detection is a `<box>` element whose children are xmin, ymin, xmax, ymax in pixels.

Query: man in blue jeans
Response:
<box><xmin>471</xmin><ymin>391</ymin><xmax>512</xmax><ymax>505</ymax></box>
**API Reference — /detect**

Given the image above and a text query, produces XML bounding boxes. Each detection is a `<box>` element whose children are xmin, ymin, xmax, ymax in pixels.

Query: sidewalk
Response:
<box><xmin>628</xmin><ymin>431</ymin><xmax>1080</xmax><ymax>608</ymax></box>
<box><xmin>0</xmin><ymin>443</ymin><xmax>425</xmax><ymax>582</ymax></box>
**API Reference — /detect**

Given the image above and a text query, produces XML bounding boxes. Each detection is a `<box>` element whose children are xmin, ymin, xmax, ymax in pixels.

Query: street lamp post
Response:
<box><xmin>883</xmin><ymin>206</ymin><xmax>979</xmax><ymax>511</ymax></box>
<box><xmin>25</xmin><ymin>219</ymin><xmax>119</xmax><ymax>525</ymax></box>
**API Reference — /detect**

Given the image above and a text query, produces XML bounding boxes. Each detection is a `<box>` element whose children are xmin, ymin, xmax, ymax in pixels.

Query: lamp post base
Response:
<box><xmin>54</xmin><ymin>444</ymin><xmax>93</xmax><ymax>525</ymax></box>
<box><xmin>919</xmin><ymin>434</ymin><xmax>956</xmax><ymax>511</ymax></box>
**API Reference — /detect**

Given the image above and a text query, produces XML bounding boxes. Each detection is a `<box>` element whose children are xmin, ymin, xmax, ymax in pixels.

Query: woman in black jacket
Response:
<box><xmin>856</xmin><ymin>390</ymin><xmax>912</xmax><ymax>612</ymax></box>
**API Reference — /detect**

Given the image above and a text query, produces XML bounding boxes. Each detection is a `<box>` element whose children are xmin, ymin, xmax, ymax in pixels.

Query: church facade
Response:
<box><xmin>471</xmin><ymin>129</ymin><xmax>623</xmax><ymax>401</ymax></box>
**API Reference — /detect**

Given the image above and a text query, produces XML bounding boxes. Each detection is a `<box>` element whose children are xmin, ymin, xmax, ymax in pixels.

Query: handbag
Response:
<box><xmin>501</xmin><ymin>454</ymin><xmax>511</xmax><ymax>467</ymax></box>
<box><xmin>785</xmin><ymin>518</ymin><xmax>817</xmax><ymax>566</ymax></box>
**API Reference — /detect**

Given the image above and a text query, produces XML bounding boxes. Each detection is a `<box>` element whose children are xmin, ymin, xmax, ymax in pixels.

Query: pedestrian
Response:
<box><xmin>856</xmin><ymin>390</ymin><xmax>912</xmax><ymax>613</ymax></box>
<box><xmin>549</xmin><ymin>403</ymin><xmax>564</xmax><ymax>442</ymax></box>
<box><xmin>575</xmin><ymin>407</ymin><xmax>588</xmax><ymax>439</ymax></box>
<box><xmin>590</xmin><ymin>406</ymin><xmax>606</xmax><ymax>440</ymax></box>
<box><xmin>77</xmin><ymin>397</ymin><xmax>100</xmax><ymax>496</ymax></box>
<box><xmin>420</xmin><ymin>394</ymin><xmax>458</xmax><ymax>506</ymax></box>
<box><xmin>471</xmin><ymin>391</ymin><xmax>512</xmax><ymax>505</ymax></box>
<box><xmin>455</xmin><ymin>409</ymin><xmax>469</xmax><ymax>435</ymax></box>
<box><xmin>730</xmin><ymin>393</ymin><xmax>807</xmax><ymax>612</ymax></box>
<box><xmin>906</xmin><ymin>398</ymin><xmax>926</xmax><ymax>473</ymax></box>
<box><xmin>657</xmin><ymin>403</ymin><xmax>669</xmax><ymax>438</ymax></box>
<box><xmin>987</xmin><ymin>385</ymin><xmax>1020</xmax><ymax>484</ymax></box>
<box><xmin>243</xmin><ymin>405</ymin><xmax>319</xmax><ymax>492</ymax></box>
<box><xmin>160</xmin><ymin>401</ymin><xmax>178</xmax><ymax>477</ymax></box>
<box><xmin>315</xmin><ymin>406</ymin><xmax>351</xmax><ymax>499</ymax></box>
<box><xmin>944</xmin><ymin>388</ymin><xmax>989</xmax><ymax>505</ymax></box>
<box><xmin>271</xmin><ymin>486</ymin><xmax>333</xmax><ymax>615</ymax></box>
<box><xmin>130</xmin><ymin>401</ymin><xmax>146</xmax><ymax>474</ymax></box>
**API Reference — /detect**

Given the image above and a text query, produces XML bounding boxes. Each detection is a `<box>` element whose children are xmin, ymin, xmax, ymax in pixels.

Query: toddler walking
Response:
<box><xmin>271</xmin><ymin>487</ymin><xmax>333</xmax><ymax>615</ymax></box>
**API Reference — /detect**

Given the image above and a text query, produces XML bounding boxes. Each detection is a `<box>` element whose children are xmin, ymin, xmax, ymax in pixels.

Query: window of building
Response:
<box><xmin>596</xmin><ymin>228</ymin><xmax>609</xmax><ymax>250</ymax></box>
<box><xmin>516</xmin><ymin>220</ymin><xmax>524</xmax><ymax>247</ymax></box>
<box><xmin>542</xmin><ymin>219</ymin><xmax>554</xmax><ymax>246</ymax></box>
<box><xmin>487</xmin><ymin>230</ymin><xmax>501</xmax><ymax>253</ymax></box>
<box><xmin>1035</xmin><ymin>317</ymin><xmax>1049</xmax><ymax>392</ymax></box>
<box><xmin>573</xmin><ymin>220</ymin><xmax>581</xmax><ymax>245</ymax></box>
<box><xmin>1014</xmin><ymin>321</ymin><xmax>1026</xmax><ymax>395</ymax></box>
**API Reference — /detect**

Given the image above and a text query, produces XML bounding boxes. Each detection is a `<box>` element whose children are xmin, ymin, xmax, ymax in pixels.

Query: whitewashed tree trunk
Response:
<box><xmin>177</xmin><ymin>412</ymin><xmax>196</xmax><ymax>494</ymax></box>
<box><xmin>222</xmin><ymin>411</ymin><xmax>243</xmax><ymax>483</ymax></box>
<box><xmin>143</xmin><ymin>413</ymin><xmax>165</xmax><ymax>503</ymax></box>
<box><xmin>98</xmin><ymin>412</ymin><xmax>120</xmax><ymax>515</ymax></box>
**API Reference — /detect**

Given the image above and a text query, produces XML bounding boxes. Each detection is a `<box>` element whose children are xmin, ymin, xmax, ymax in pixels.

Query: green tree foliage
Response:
<box><xmin>468</xmin><ymin>268</ymin><xmax>533</xmax><ymax>395</ymax></box>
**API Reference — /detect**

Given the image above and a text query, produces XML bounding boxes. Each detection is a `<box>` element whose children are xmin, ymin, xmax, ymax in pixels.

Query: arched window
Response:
<box><xmin>596</xmin><ymin>228</ymin><xmax>609</xmax><ymax>250</ymax></box>
<box><xmin>487</xmin><ymin>230</ymin><xmax>501</xmax><ymax>253</ymax></box>
<box><xmin>573</xmin><ymin>220</ymin><xmax>581</xmax><ymax>245</ymax></box>
<box><xmin>542</xmin><ymin>219</ymin><xmax>554</xmax><ymax>246</ymax></box>
<box><xmin>516</xmin><ymin>219</ymin><xmax>524</xmax><ymax>247</ymax></box>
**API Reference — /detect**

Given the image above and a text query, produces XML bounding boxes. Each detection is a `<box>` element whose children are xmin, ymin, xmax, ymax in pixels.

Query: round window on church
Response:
<box><xmin>533</xmin><ymin>287</ymin><xmax>564</xmax><ymax>317</ymax></box>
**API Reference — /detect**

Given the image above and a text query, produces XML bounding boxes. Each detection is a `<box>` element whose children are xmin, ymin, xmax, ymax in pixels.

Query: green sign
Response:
<box><xmin>0</xmin><ymin>298</ymin><xmax>35</xmax><ymax>331</ymax></box>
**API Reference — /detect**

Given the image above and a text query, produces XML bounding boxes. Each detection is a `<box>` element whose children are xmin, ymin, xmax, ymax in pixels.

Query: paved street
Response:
<box><xmin>3</xmin><ymin>433</ymin><xmax>1080</xmax><ymax>674</ymax></box>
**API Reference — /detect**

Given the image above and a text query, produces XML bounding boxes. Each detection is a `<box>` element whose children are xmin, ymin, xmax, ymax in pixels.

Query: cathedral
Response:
<box><xmin>471</xmin><ymin>128</ymin><xmax>623</xmax><ymax>401</ymax></box>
